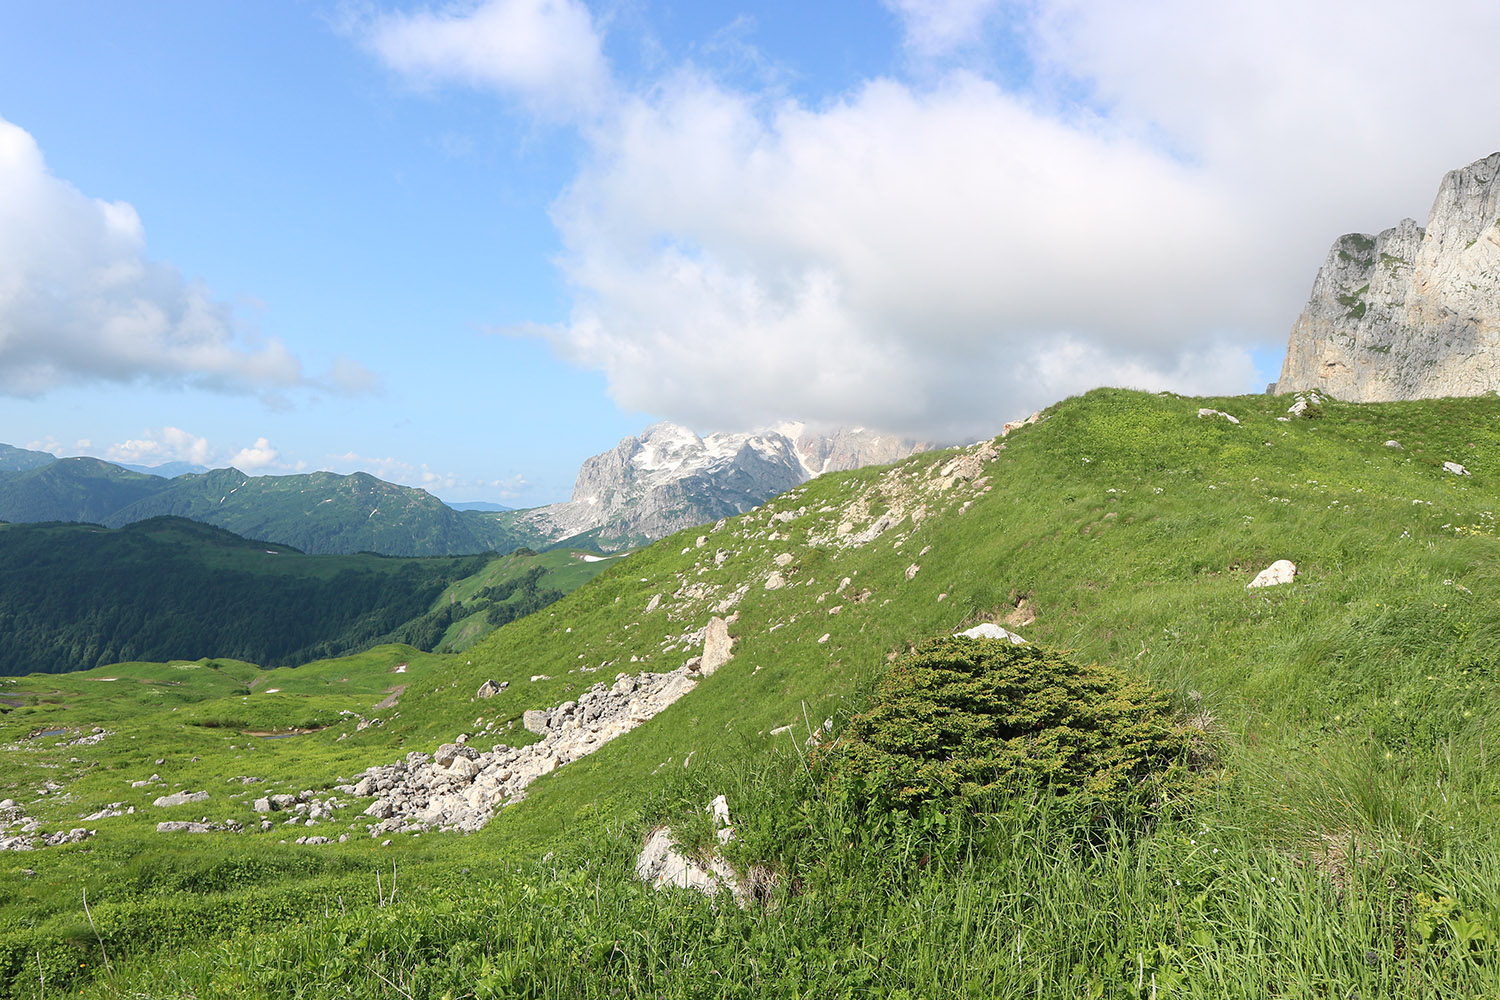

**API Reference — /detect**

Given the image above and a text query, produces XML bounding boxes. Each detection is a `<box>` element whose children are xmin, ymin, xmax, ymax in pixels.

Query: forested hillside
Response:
<box><xmin>0</xmin><ymin>518</ymin><xmax>500</xmax><ymax>674</ymax></box>
<box><xmin>0</xmin><ymin>456</ymin><xmax>538</xmax><ymax>556</ymax></box>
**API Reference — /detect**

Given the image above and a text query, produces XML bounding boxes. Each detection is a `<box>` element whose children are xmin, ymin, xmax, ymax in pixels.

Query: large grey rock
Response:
<box><xmin>1278</xmin><ymin>152</ymin><xmax>1500</xmax><ymax>400</ymax></box>
<box><xmin>700</xmin><ymin>617</ymin><xmax>734</xmax><ymax>676</ymax></box>
<box><xmin>522</xmin><ymin>710</ymin><xmax>551</xmax><ymax>735</ymax></box>
<box><xmin>156</xmin><ymin>821</ymin><xmax>211</xmax><ymax>833</ymax></box>
<box><xmin>433</xmin><ymin>743</ymin><xmax>478</xmax><ymax>767</ymax></box>
<box><xmin>476</xmin><ymin>679</ymin><xmax>504</xmax><ymax>699</ymax></box>
<box><xmin>152</xmin><ymin>790</ymin><xmax>209</xmax><ymax>808</ymax></box>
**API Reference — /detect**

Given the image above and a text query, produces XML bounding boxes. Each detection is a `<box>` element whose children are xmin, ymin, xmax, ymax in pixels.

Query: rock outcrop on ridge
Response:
<box><xmin>1277</xmin><ymin>152</ymin><xmax>1500</xmax><ymax>400</ymax></box>
<box><xmin>506</xmin><ymin>422</ymin><xmax>931</xmax><ymax>551</ymax></box>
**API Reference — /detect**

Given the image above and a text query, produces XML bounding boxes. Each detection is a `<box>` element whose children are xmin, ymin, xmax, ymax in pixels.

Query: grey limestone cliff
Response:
<box><xmin>1277</xmin><ymin>152</ymin><xmax>1500</xmax><ymax>400</ymax></box>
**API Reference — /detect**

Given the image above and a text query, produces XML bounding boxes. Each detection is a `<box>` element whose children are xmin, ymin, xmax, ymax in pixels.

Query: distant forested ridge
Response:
<box><xmin>0</xmin><ymin>517</ymin><xmax>502</xmax><ymax>675</ymax></box>
<box><xmin>0</xmin><ymin>451</ymin><xmax>538</xmax><ymax>556</ymax></box>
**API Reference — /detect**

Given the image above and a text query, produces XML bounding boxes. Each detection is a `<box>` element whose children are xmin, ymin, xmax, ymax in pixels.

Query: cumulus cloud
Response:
<box><xmin>0</xmin><ymin>117</ymin><xmax>325</xmax><ymax>399</ymax></box>
<box><xmin>368</xmin><ymin>0</ymin><xmax>1500</xmax><ymax>440</ymax></box>
<box><xmin>229</xmin><ymin>437</ymin><xmax>280</xmax><ymax>472</ymax></box>
<box><xmin>1024</xmin><ymin>0</ymin><xmax>1500</xmax><ymax>229</ymax></box>
<box><xmin>527</xmin><ymin>70</ymin><xmax>1259</xmax><ymax>439</ymax></box>
<box><xmin>106</xmin><ymin>427</ymin><xmax>214</xmax><ymax>468</ymax></box>
<box><xmin>362</xmin><ymin>0</ymin><xmax>609</xmax><ymax>117</ymax></box>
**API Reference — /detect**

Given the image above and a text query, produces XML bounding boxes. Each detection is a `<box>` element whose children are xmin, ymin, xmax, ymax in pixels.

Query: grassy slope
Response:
<box><xmin>5</xmin><ymin>389</ymin><xmax>1500</xmax><ymax>996</ymax></box>
<box><xmin>103</xmin><ymin>469</ymin><xmax>535</xmax><ymax>557</ymax></box>
<box><xmin>431</xmin><ymin>547</ymin><xmax>623</xmax><ymax>651</ymax></box>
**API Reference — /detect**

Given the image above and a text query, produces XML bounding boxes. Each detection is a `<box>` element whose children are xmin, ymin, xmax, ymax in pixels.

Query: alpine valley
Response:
<box><xmin>8</xmin><ymin>156</ymin><xmax>1500</xmax><ymax>999</ymax></box>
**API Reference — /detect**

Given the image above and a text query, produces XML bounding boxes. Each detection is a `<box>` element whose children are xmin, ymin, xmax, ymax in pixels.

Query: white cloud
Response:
<box><xmin>362</xmin><ymin>0</ymin><xmax>1500</xmax><ymax>441</ymax></box>
<box><xmin>229</xmin><ymin>437</ymin><xmax>280</xmax><ymax>472</ymax></box>
<box><xmin>0</xmin><ymin>117</ymin><xmax>321</xmax><ymax>398</ymax></box>
<box><xmin>363</xmin><ymin>0</ymin><xmax>609</xmax><ymax>117</ymax></box>
<box><xmin>884</xmin><ymin>0</ymin><xmax>1006</xmax><ymax>56</ymax></box>
<box><xmin>106</xmin><ymin>427</ymin><xmax>214</xmax><ymax>467</ymax></box>
<box><xmin>1024</xmin><ymin>0</ymin><xmax>1500</xmax><ymax>230</ymax></box>
<box><xmin>526</xmin><ymin>70</ymin><xmax>1259</xmax><ymax>439</ymax></box>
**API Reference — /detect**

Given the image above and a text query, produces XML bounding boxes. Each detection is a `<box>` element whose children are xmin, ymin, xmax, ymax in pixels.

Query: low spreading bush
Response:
<box><xmin>814</xmin><ymin>636</ymin><xmax>1212</xmax><ymax>822</ymax></box>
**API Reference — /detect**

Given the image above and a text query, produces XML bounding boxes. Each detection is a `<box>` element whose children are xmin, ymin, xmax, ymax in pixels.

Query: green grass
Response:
<box><xmin>7</xmin><ymin>388</ymin><xmax>1500</xmax><ymax>996</ymax></box>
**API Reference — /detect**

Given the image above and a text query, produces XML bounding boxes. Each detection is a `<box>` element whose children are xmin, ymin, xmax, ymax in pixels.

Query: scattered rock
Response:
<box><xmin>1247</xmin><ymin>560</ymin><xmax>1298</xmax><ymax>589</ymax></box>
<box><xmin>152</xmin><ymin>790</ymin><xmax>209</xmax><ymax>808</ymax></box>
<box><xmin>905</xmin><ymin>563</ymin><xmax>921</xmax><ymax>580</ymax></box>
<box><xmin>355</xmin><ymin>657</ymin><xmax>720</xmax><ymax>836</ymax></box>
<box><xmin>1385</xmin><ymin>440</ymin><xmax>1402</xmax><ymax>449</ymax></box>
<box><xmin>1444</xmin><ymin>461</ymin><xmax>1471</xmax><ymax>475</ymax></box>
<box><xmin>764</xmin><ymin>571</ymin><xmax>787</xmax><ymax>590</ymax></box>
<box><xmin>956</xmin><ymin>623</ymin><xmax>1027</xmax><ymax>644</ymax></box>
<box><xmin>773</xmin><ymin>553</ymin><xmax>794</xmax><ymax>567</ymax></box>
<box><xmin>434</xmin><ymin>743</ymin><xmax>479</xmax><ymax>766</ymax></box>
<box><xmin>1002</xmin><ymin>412</ymin><xmax>1043</xmax><ymax>435</ymax></box>
<box><xmin>156</xmin><ymin>821</ymin><xmax>212</xmax><ymax>834</ymax></box>
<box><xmin>1197</xmin><ymin>408</ymin><xmax>1241</xmax><ymax>424</ymax></box>
<box><xmin>476</xmin><ymin>679</ymin><xmax>506</xmax><ymax>699</ymax></box>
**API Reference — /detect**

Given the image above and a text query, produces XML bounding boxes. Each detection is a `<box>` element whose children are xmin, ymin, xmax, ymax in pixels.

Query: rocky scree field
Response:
<box><xmin>4</xmin><ymin>388</ymin><xmax>1500</xmax><ymax>996</ymax></box>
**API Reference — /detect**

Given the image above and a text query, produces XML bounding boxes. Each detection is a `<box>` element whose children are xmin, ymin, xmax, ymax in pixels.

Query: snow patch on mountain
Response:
<box><xmin>512</xmin><ymin>422</ymin><xmax>933</xmax><ymax>550</ymax></box>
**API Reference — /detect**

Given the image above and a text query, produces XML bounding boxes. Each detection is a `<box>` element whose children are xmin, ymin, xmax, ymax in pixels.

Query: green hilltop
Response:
<box><xmin>4</xmin><ymin>389</ymin><xmax>1500</xmax><ymax>996</ymax></box>
<box><xmin>0</xmin><ymin>460</ymin><xmax>542</xmax><ymax>557</ymax></box>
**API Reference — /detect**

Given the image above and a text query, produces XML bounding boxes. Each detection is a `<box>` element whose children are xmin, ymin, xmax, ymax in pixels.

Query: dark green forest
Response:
<box><xmin>0</xmin><ymin>517</ymin><xmax>501</xmax><ymax>674</ymax></box>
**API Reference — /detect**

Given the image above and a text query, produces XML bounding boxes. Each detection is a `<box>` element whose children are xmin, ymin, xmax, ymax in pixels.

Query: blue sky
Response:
<box><xmin>2</xmin><ymin>1</ymin><xmax>1496</xmax><ymax>505</ymax></box>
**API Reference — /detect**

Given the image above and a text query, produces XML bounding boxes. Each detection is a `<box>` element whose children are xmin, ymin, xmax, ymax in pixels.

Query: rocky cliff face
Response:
<box><xmin>510</xmin><ymin>423</ymin><xmax>932</xmax><ymax>550</ymax></box>
<box><xmin>1277</xmin><ymin>152</ymin><xmax>1500</xmax><ymax>399</ymax></box>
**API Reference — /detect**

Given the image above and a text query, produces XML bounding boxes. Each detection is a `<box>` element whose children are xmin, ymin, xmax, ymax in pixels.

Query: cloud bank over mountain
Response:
<box><xmin>367</xmin><ymin>0</ymin><xmax>1500</xmax><ymax>440</ymax></box>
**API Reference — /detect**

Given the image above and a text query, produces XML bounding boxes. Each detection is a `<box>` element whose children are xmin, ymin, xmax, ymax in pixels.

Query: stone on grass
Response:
<box><xmin>522</xmin><ymin>710</ymin><xmax>551</xmax><ymax>735</ymax></box>
<box><xmin>1198</xmin><ymin>408</ymin><xmax>1241</xmax><ymax>424</ymax></box>
<box><xmin>1444</xmin><ymin>461</ymin><xmax>1471</xmax><ymax>476</ymax></box>
<box><xmin>152</xmin><ymin>790</ymin><xmax>209</xmax><ymax>808</ymax></box>
<box><xmin>956</xmin><ymin>623</ymin><xmax>1027</xmax><ymax>644</ymax></box>
<box><xmin>700</xmin><ymin>617</ymin><xmax>735</xmax><ymax>676</ymax></box>
<box><xmin>476</xmin><ymin>679</ymin><xmax>504</xmax><ymax>699</ymax></box>
<box><xmin>1247</xmin><ymin>559</ymin><xmax>1297</xmax><ymax>589</ymax></box>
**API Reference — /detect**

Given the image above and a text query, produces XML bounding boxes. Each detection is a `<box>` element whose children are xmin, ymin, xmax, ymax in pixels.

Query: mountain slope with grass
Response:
<box><xmin>5</xmin><ymin>389</ymin><xmax>1500</xmax><ymax>996</ymax></box>
<box><xmin>0</xmin><ymin>457</ymin><xmax>539</xmax><ymax>556</ymax></box>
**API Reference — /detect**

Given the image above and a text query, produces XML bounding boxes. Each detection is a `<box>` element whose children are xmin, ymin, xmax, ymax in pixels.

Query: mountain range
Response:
<box><xmin>0</xmin><ymin>424</ymin><xmax>930</xmax><ymax>556</ymax></box>
<box><xmin>496</xmin><ymin>421</ymin><xmax>931</xmax><ymax>551</ymax></box>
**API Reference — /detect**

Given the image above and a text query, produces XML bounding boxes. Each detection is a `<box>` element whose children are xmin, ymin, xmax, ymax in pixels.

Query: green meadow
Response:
<box><xmin>4</xmin><ymin>388</ymin><xmax>1500</xmax><ymax>997</ymax></box>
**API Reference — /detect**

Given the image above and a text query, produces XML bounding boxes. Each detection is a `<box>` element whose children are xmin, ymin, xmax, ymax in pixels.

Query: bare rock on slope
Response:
<box><xmin>1277</xmin><ymin>152</ymin><xmax>1500</xmax><ymax>400</ymax></box>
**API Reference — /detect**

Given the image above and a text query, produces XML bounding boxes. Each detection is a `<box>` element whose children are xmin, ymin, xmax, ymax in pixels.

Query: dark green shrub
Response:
<box><xmin>814</xmin><ymin>637</ymin><xmax>1213</xmax><ymax>821</ymax></box>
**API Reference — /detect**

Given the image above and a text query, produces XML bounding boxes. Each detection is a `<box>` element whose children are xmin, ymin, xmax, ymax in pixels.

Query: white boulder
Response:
<box><xmin>1247</xmin><ymin>560</ymin><xmax>1297</xmax><ymax>589</ymax></box>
